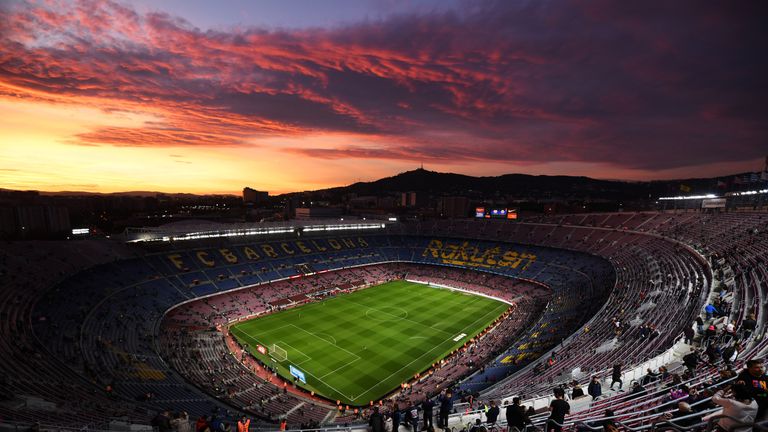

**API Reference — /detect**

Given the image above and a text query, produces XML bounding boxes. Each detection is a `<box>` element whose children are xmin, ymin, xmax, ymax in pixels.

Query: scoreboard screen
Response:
<box><xmin>475</xmin><ymin>207</ymin><xmax>518</xmax><ymax>220</ymax></box>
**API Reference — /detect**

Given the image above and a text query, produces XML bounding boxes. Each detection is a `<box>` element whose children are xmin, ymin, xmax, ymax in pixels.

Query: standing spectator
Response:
<box><xmin>505</xmin><ymin>398</ymin><xmax>532</xmax><ymax>432</ymax></box>
<box><xmin>152</xmin><ymin>410</ymin><xmax>173</xmax><ymax>432</ymax></box>
<box><xmin>705</xmin><ymin>303</ymin><xmax>718</xmax><ymax>320</ymax></box>
<box><xmin>705</xmin><ymin>324</ymin><xmax>718</xmax><ymax>344</ymax></box>
<box><xmin>236</xmin><ymin>416</ymin><xmax>250</xmax><ymax>432</ymax></box>
<box><xmin>736</xmin><ymin>359</ymin><xmax>768</xmax><ymax>422</ymax></box>
<box><xmin>369</xmin><ymin>406</ymin><xmax>385</xmax><ymax>432</ymax></box>
<box><xmin>209</xmin><ymin>416</ymin><xmax>222</xmax><ymax>432</ymax></box>
<box><xmin>683</xmin><ymin>325</ymin><xmax>695</xmax><ymax>344</ymax></box>
<box><xmin>438</xmin><ymin>391</ymin><xmax>453</xmax><ymax>429</ymax></box>
<box><xmin>392</xmin><ymin>403</ymin><xmax>402</xmax><ymax>432</ymax></box>
<box><xmin>485</xmin><ymin>400</ymin><xmax>500</xmax><ymax>425</ymax></box>
<box><xmin>406</xmin><ymin>404</ymin><xmax>419</xmax><ymax>431</ymax></box>
<box><xmin>711</xmin><ymin>384</ymin><xmax>758</xmax><ymax>432</ymax></box>
<box><xmin>683</xmin><ymin>349</ymin><xmax>699</xmax><ymax>377</ymax></box>
<box><xmin>421</xmin><ymin>397</ymin><xmax>435</xmax><ymax>430</ymax></box>
<box><xmin>174</xmin><ymin>412</ymin><xmax>191</xmax><ymax>432</ymax></box>
<box><xmin>588</xmin><ymin>377</ymin><xmax>602</xmax><ymax>400</ymax></box>
<box><xmin>195</xmin><ymin>415</ymin><xmax>210</xmax><ymax>432</ymax></box>
<box><xmin>722</xmin><ymin>343</ymin><xmax>740</xmax><ymax>365</ymax></box>
<box><xmin>740</xmin><ymin>314</ymin><xmax>756</xmax><ymax>339</ymax></box>
<box><xmin>547</xmin><ymin>388</ymin><xmax>570</xmax><ymax>432</ymax></box>
<box><xmin>610</xmin><ymin>364</ymin><xmax>623</xmax><ymax>391</ymax></box>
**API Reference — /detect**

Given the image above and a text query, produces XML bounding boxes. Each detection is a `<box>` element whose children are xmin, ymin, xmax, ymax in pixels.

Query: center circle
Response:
<box><xmin>365</xmin><ymin>306</ymin><xmax>408</xmax><ymax>321</ymax></box>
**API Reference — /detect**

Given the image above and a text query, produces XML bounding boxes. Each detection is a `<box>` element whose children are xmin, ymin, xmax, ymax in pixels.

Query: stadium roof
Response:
<box><xmin>124</xmin><ymin>218</ymin><xmax>391</xmax><ymax>243</ymax></box>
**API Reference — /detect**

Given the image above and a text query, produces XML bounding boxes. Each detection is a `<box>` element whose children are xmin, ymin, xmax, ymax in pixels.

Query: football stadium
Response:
<box><xmin>2</xmin><ymin>208</ymin><xmax>768</xmax><ymax>431</ymax></box>
<box><xmin>2</xmin><ymin>1</ymin><xmax>768</xmax><ymax>432</ymax></box>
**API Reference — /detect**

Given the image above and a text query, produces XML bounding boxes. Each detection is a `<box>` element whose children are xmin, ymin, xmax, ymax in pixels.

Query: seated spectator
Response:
<box><xmin>602</xmin><ymin>409</ymin><xmax>618</xmax><ymax>432</ymax></box>
<box><xmin>469</xmin><ymin>419</ymin><xmax>488</xmax><ymax>432</ymax></box>
<box><xmin>642</xmin><ymin>368</ymin><xmax>659</xmax><ymax>385</ymax></box>
<box><xmin>659</xmin><ymin>402</ymin><xmax>702</xmax><ymax>430</ymax></box>
<box><xmin>571</xmin><ymin>381</ymin><xmax>585</xmax><ymax>399</ymax></box>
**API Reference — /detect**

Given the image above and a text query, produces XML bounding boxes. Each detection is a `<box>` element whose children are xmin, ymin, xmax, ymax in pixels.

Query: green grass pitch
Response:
<box><xmin>229</xmin><ymin>280</ymin><xmax>509</xmax><ymax>405</ymax></box>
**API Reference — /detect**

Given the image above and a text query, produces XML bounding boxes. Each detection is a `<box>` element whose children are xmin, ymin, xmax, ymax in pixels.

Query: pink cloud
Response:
<box><xmin>0</xmin><ymin>0</ymin><xmax>765</xmax><ymax>172</ymax></box>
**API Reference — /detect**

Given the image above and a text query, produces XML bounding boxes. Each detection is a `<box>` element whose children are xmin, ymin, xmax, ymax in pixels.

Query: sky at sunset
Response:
<box><xmin>1</xmin><ymin>0</ymin><xmax>766</xmax><ymax>195</ymax></box>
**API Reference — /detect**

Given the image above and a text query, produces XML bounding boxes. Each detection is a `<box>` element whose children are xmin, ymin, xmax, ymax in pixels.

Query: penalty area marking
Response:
<box><xmin>288</xmin><ymin>324</ymin><xmax>361</xmax><ymax>361</ymax></box>
<box><xmin>314</xmin><ymin>332</ymin><xmax>337</xmax><ymax>345</ymax></box>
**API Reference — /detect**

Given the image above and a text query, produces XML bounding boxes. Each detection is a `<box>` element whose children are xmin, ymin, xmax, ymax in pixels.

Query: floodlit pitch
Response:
<box><xmin>229</xmin><ymin>280</ymin><xmax>509</xmax><ymax>405</ymax></box>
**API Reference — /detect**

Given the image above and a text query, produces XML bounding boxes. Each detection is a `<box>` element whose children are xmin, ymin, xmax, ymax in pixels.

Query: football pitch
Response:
<box><xmin>229</xmin><ymin>280</ymin><xmax>509</xmax><ymax>405</ymax></box>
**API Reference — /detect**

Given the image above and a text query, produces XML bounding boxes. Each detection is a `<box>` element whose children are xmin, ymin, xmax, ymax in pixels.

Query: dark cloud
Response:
<box><xmin>0</xmin><ymin>0</ymin><xmax>766</xmax><ymax>171</ymax></box>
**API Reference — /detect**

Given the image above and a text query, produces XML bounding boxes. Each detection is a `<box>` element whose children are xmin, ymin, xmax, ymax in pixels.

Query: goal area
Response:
<box><xmin>270</xmin><ymin>344</ymin><xmax>287</xmax><ymax>362</ymax></box>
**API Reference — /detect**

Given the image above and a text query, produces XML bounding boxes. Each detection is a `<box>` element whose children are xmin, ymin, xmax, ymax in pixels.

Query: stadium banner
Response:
<box><xmin>701</xmin><ymin>198</ymin><xmax>726</xmax><ymax>209</ymax></box>
<box><xmin>289</xmin><ymin>365</ymin><xmax>306</xmax><ymax>383</ymax></box>
<box><xmin>256</xmin><ymin>344</ymin><xmax>267</xmax><ymax>355</ymax></box>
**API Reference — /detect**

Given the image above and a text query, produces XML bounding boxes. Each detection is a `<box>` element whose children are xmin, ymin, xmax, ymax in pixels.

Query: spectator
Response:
<box><xmin>683</xmin><ymin>325</ymin><xmax>695</xmax><ymax>344</ymax></box>
<box><xmin>695</xmin><ymin>317</ymin><xmax>704</xmax><ymax>334</ymax></box>
<box><xmin>610</xmin><ymin>364</ymin><xmax>623</xmax><ymax>391</ymax></box>
<box><xmin>571</xmin><ymin>381</ymin><xmax>584</xmax><ymax>399</ymax></box>
<box><xmin>548</xmin><ymin>388</ymin><xmax>570</xmax><ymax>432</ymax></box>
<box><xmin>588</xmin><ymin>377</ymin><xmax>602</xmax><ymax>401</ymax></box>
<box><xmin>236</xmin><ymin>416</ymin><xmax>250</xmax><ymax>432</ymax></box>
<box><xmin>152</xmin><ymin>410</ymin><xmax>172</xmax><ymax>432</ymax></box>
<box><xmin>711</xmin><ymin>384</ymin><xmax>758</xmax><ymax>432</ymax></box>
<box><xmin>392</xmin><ymin>403</ymin><xmax>402</xmax><ymax>432</ymax></box>
<box><xmin>486</xmin><ymin>400</ymin><xmax>500</xmax><ymax>424</ymax></box>
<box><xmin>369</xmin><ymin>406</ymin><xmax>385</xmax><ymax>432</ymax></box>
<box><xmin>642</xmin><ymin>368</ymin><xmax>659</xmax><ymax>385</ymax></box>
<box><xmin>736</xmin><ymin>359</ymin><xmax>768</xmax><ymax>422</ymax></box>
<box><xmin>602</xmin><ymin>409</ymin><xmax>618</xmax><ymax>432</ymax></box>
<box><xmin>683</xmin><ymin>349</ymin><xmax>699</xmax><ymax>377</ymax></box>
<box><xmin>505</xmin><ymin>397</ymin><xmax>532</xmax><ymax>432</ymax></box>
<box><xmin>740</xmin><ymin>314</ymin><xmax>756</xmax><ymax>339</ymax></box>
<box><xmin>469</xmin><ymin>419</ymin><xmax>487</xmax><ymax>432</ymax></box>
<box><xmin>705</xmin><ymin>303</ymin><xmax>718</xmax><ymax>320</ymax></box>
<box><xmin>173</xmin><ymin>412</ymin><xmax>191</xmax><ymax>432</ymax></box>
<box><xmin>406</xmin><ymin>404</ymin><xmax>419</xmax><ymax>431</ymax></box>
<box><xmin>195</xmin><ymin>415</ymin><xmax>210</xmax><ymax>432</ymax></box>
<box><xmin>660</xmin><ymin>402</ymin><xmax>702</xmax><ymax>429</ymax></box>
<box><xmin>421</xmin><ymin>397</ymin><xmax>435</xmax><ymax>430</ymax></box>
<box><xmin>438</xmin><ymin>391</ymin><xmax>453</xmax><ymax>429</ymax></box>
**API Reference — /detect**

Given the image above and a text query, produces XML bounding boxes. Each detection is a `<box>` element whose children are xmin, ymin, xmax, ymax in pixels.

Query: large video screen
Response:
<box><xmin>475</xmin><ymin>207</ymin><xmax>518</xmax><ymax>220</ymax></box>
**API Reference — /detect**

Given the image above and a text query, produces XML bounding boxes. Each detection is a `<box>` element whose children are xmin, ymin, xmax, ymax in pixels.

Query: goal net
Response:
<box><xmin>270</xmin><ymin>344</ymin><xmax>288</xmax><ymax>362</ymax></box>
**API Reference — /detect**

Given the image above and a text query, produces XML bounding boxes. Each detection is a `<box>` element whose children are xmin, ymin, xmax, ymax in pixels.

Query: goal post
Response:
<box><xmin>270</xmin><ymin>344</ymin><xmax>287</xmax><ymax>362</ymax></box>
